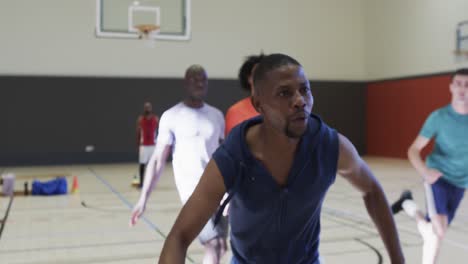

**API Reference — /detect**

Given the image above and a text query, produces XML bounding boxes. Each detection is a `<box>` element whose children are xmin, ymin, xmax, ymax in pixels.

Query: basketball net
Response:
<box><xmin>134</xmin><ymin>24</ymin><xmax>160</xmax><ymax>48</ymax></box>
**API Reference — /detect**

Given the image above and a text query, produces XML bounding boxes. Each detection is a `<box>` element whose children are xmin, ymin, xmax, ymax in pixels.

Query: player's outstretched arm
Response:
<box><xmin>130</xmin><ymin>144</ymin><xmax>172</xmax><ymax>226</ymax></box>
<box><xmin>337</xmin><ymin>134</ymin><xmax>405</xmax><ymax>264</ymax></box>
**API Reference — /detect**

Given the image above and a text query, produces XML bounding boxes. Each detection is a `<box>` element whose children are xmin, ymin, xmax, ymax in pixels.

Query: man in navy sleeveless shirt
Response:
<box><xmin>158</xmin><ymin>54</ymin><xmax>405</xmax><ymax>264</ymax></box>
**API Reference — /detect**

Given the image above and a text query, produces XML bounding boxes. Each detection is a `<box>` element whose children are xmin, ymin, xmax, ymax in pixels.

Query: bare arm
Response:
<box><xmin>141</xmin><ymin>144</ymin><xmax>172</xmax><ymax>199</ymax></box>
<box><xmin>407</xmin><ymin>135</ymin><xmax>442</xmax><ymax>183</ymax></box>
<box><xmin>159</xmin><ymin>159</ymin><xmax>226</xmax><ymax>263</ymax></box>
<box><xmin>407</xmin><ymin>135</ymin><xmax>430</xmax><ymax>175</ymax></box>
<box><xmin>337</xmin><ymin>134</ymin><xmax>405</xmax><ymax>264</ymax></box>
<box><xmin>130</xmin><ymin>144</ymin><xmax>172</xmax><ymax>226</ymax></box>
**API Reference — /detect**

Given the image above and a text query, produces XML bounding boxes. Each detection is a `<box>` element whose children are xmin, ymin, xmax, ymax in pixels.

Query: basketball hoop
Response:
<box><xmin>134</xmin><ymin>24</ymin><xmax>160</xmax><ymax>47</ymax></box>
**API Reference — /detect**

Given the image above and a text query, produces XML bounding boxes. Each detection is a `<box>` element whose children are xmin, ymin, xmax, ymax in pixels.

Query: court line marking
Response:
<box><xmin>323</xmin><ymin>205</ymin><xmax>468</xmax><ymax>251</ymax></box>
<box><xmin>0</xmin><ymin>195</ymin><xmax>14</xmax><ymax>240</ymax></box>
<box><xmin>1</xmin><ymin>227</ymin><xmax>163</xmax><ymax>241</ymax></box>
<box><xmin>88</xmin><ymin>167</ymin><xmax>196</xmax><ymax>263</ymax></box>
<box><xmin>0</xmin><ymin>239</ymin><xmax>158</xmax><ymax>254</ymax></box>
<box><xmin>355</xmin><ymin>238</ymin><xmax>383</xmax><ymax>264</ymax></box>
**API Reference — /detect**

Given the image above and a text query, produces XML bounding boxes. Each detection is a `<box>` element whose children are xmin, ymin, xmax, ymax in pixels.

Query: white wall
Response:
<box><xmin>364</xmin><ymin>0</ymin><xmax>468</xmax><ymax>80</ymax></box>
<box><xmin>0</xmin><ymin>0</ymin><xmax>366</xmax><ymax>80</ymax></box>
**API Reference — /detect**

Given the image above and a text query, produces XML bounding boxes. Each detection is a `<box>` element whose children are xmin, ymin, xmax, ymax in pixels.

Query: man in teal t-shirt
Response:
<box><xmin>421</xmin><ymin>105</ymin><xmax>468</xmax><ymax>188</ymax></box>
<box><xmin>392</xmin><ymin>68</ymin><xmax>468</xmax><ymax>264</ymax></box>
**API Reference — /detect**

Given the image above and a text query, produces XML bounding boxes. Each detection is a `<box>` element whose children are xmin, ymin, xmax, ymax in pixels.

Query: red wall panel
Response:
<box><xmin>366</xmin><ymin>74</ymin><xmax>452</xmax><ymax>158</ymax></box>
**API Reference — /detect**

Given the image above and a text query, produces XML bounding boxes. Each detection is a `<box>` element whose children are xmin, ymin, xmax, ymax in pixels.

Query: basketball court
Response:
<box><xmin>1</xmin><ymin>158</ymin><xmax>467</xmax><ymax>263</ymax></box>
<box><xmin>2</xmin><ymin>0</ymin><xmax>468</xmax><ymax>263</ymax></box>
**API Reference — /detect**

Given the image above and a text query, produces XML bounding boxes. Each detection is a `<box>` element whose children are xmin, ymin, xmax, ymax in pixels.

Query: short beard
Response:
<box><xmin>189</xmin><ymin>94</ymin><xmax>204</xmax><ymax>102</ymax></box>
<box><xmin>284</xmin><ymin>121</ymin><xmax>304</xmax><ymax>139</ymax></box>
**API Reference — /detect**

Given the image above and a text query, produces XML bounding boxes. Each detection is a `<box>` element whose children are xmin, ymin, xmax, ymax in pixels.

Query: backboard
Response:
<box><xmin>95</xmin><ymin>0</ymin><xmax>191</xmax><ymax>41</ymax></box>
<box><xmin>454</xmin><ymin>20</ymin><xmax>468</xmax><ymax>61</ymax></box>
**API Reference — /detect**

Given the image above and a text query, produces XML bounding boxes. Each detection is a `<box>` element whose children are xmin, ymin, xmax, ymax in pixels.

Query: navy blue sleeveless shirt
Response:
<box><xmin>212</xmin><ymin>114</ymin><xmax>339</xmax><ymax>263</ymax></box>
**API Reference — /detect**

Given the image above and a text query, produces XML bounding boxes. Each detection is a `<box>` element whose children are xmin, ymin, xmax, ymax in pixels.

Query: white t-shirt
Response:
<box><xmin>156</xmin><ymin>102</ymin><xmax>225</xmax><ymax>203</ymax></box>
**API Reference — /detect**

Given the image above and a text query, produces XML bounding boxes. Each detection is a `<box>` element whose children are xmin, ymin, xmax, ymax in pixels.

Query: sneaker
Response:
<box><xmin>132</xmin><ymin>175</ymin><xmax>140</xmax><ymax>186</ymax></box>
<box><xmin>391</xmin><ymin>190</ymin><xmax>413</xmax><ymax>214</ymax></box>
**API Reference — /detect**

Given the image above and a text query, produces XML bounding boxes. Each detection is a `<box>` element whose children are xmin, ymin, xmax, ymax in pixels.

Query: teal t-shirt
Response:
<box><xmin>420</xmin><ymin>105</ymin><xmax>468</xmax><ymax>188</ymax></box>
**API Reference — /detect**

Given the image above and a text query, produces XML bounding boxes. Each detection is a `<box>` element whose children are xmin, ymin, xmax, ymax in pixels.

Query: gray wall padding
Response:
<box><xmin>0</xmin><ymin>76</ymin><xmax>365</xmax><ymax>166</ymax></box>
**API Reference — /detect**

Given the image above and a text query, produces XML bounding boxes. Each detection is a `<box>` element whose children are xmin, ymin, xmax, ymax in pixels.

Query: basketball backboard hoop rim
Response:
<box><xmin>95</xmin><ymin>0</ymin><xmax>191</xmax><ymax>41</ymax></box>
<box><xmin>128</xmin><ymin>6</ymin><xmax>160</xmax><ymax>33</ymax></box>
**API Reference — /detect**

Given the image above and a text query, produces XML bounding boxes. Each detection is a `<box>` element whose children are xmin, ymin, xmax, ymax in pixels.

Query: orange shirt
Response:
<box><xmin>225</xmin><ymin>97</ymin><xmax>259</xmax><ymax>136</ymax></box>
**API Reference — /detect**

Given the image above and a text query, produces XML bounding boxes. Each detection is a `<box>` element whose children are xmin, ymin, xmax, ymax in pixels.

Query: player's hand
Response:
<box><xmin>423</xmin><ymin>168</ymin><xmax>443</xmax><ymax>184</ymax></box>
<box><xmin>129</xmin><ymin>198</ymin><xmax>146</xmax><ymax>227</ymax></box>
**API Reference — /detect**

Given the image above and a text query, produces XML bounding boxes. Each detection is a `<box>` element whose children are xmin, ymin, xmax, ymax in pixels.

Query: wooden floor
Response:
<box><xmin>1</xmin><ymin>157</ymin><xmax>467</xmax><ymax>263</ymax></box>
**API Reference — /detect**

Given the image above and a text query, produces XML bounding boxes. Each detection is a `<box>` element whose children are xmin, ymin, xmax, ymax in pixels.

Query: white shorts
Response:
<box><xmin>139</xmin><ymin>145</ymin><xmax>155</xmax><ymax>164</ymax></box>
<box><xmin>198</xmin><ymin>214</ymin><xmax>228</xmax><ymax>245</ymax></box>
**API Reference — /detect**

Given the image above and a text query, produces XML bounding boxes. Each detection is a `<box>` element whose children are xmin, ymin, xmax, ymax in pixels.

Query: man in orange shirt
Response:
<box><xmin>225</xmin><ymin>54</ymin><xmax>264</xmax><ymax>136</ymax></box>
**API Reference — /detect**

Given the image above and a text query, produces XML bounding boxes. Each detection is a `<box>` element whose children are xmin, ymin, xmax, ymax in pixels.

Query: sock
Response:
<box><xmin>402</xmin><ymin>199</ymin><xmax>419</xmax><ymax>218</ymax></box>
<box><xmin>139</xmin><ymin>164</ymin><xmax>146</xmax><ymax>188</ymax></box>
<box><xmin>418</xmin><ymin>221</ymin><xmax>439</xmax><ymax>264</ymax></box>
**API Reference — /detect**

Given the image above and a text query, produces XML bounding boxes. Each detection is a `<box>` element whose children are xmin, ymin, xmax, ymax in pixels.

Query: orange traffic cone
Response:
<box><xmin>71</xmin><ymin>176</ymin><xmax>79</xmax><ymax>194</ymax></box>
